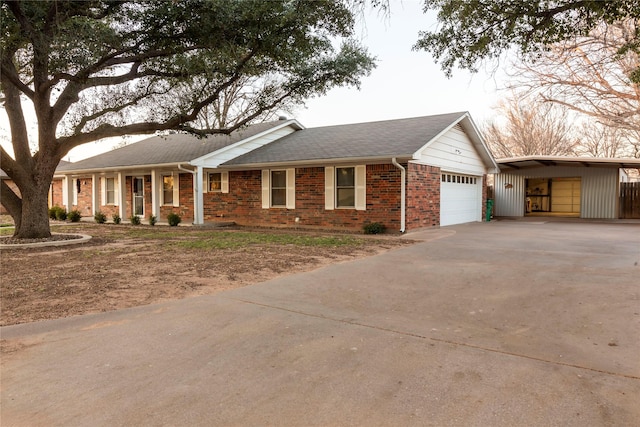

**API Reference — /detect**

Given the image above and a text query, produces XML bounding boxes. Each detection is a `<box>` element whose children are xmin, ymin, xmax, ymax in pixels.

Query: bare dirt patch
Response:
<box><xmin>1</xmin><ymin>222</ymin><xmax>412</xmax><ymax>326</ymax></box>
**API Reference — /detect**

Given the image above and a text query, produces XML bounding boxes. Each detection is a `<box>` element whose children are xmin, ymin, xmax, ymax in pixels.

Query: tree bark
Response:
<box><xmin>13</xmin><ymin>182</ymin><xmax>52</xmax><ymax>239</ymax></box>
<box><xmin>1</xmin><ymin>150</ymin><xmax>59</xmax><ymax>239</ymax></box>
<box><xmin>0</xmin><ymin>180</ymin><xmax>23</xmax><ymax>233</ymax></box>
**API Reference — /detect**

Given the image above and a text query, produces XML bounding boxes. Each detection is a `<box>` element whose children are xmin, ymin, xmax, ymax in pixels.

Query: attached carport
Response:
<box><xmin>493</xmin><ymin>156</ymin><xmax>640</xmax><ymax>219</ymax></box>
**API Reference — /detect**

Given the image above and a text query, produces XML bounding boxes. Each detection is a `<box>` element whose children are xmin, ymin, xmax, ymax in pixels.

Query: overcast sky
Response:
<box><xmin>294</xmin><ymin>1</ymin><xmax>505</xmax><ymax>128</ymax></box>
<box><xmin>1</xmin><ymin>1</ymin><xmax>507</xmax><ymax>162</ymax></box>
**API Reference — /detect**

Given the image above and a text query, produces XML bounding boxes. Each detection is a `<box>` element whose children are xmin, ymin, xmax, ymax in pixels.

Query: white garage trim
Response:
<box><xmin>440</xmin><ymin>172</ymin><xmax>482</xmax><ymax>226</ymax></box>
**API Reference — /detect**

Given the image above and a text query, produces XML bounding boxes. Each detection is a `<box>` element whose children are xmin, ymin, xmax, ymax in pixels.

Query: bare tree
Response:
<box><xmin>185</xmin><ymin>75</ymin><xmax>294</xmax><ymax>129</ymax></box>
<box><xmin>575</xmin><ymin>121</ymin><xmax>630</xmax><ymax>157</ymax></box>
<box><xmin>512</xmin><ymin>19</ymin><xmax>640</xmax><ymax>133</ymax></box>
<box><xmin>484</xmin><ymin>94</ymin><xmax>578</xmax><ymax>158</ymax></box>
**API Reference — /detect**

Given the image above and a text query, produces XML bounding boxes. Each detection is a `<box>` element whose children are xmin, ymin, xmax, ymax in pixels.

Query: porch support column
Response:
<box><xmin>151</xmin><ymin>169</ymin><xmax>160</xmax><ymax>219</ymax></box>
<box><xmin>62</xmin><ymin>175</ymin><xmax>73</xmax><ymax>211</ymax></box>
<box><xmin>91</xmin><ymin>174</ymin><xmax>99</xmax><ymax>215</ymax></box>
<box><xmin>195</xmin><ymin>166</ymin><xmax>204</xmax><ymax>225</ymax></box>
<box><xmin>117</xmin><ymin>172</ymin><xmax>126</xmax><ymax>219</ymax></box>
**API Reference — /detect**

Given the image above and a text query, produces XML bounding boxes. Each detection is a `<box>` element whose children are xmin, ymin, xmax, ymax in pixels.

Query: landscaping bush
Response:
<box><xmin>112</xmin><ymin>213</ymin><xmax>121</xmax><ymax>224</ymax></box>
<box><xmin>148</xmin><ymin>214</ymin><xmax>157</xmax><ymax>226</ymax></box>
<box><xmin>167</xmin><ymin>212</ymin><xmax>181</xmax><ymax>227</ymax></box>
<box><xmin>129</xmin><ymin>215</ymin><xmax>141</xmax><ymax>225</ymax></box>
<box><xmin>363</xmin><ymin>222</ymin><xmax>386</xmax><ymax>234</ymax></box>
<box><xmin>55</xmin><ymin>207</ymin><xmax>68</xmax><ymax>221</ymax></box>
<box><xmin>68</xmin><ymin>210</ymin><xmax>82</xmax><ymax>222</ymax></box>
<box><xmin>48</xmin><ymin>206</ymin><xmax>64</xmax><ymax>220</ymax></box>
<box><xmin>94</xmin><ymin>211</ymin><xmax>107</xmax><ymax>224</ymax></box>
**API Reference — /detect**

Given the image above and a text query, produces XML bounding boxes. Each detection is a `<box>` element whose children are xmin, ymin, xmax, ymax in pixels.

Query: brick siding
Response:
<box><xmin>6</xmin><ymin>164</ymin><xmax>482</xmax><ymax>230</ymax></box>
<box><xmin>72</xmin><ymin>176</ymin><xmax>93</xmax><ymax>216</ymax></box>
<box><xmin>203</xmin><ymin>164</ymin><xmax>412</xmax><ymax>232</ymax></box>
<box><xmin>50</xmin><ymin>179</ymin><xmax>63</xmax><ymax>208</ymax></box>
<box><xmin>159</xmin><ymin>173</ymin><xmax>194</xmax><ymax>221</ymax></box>
<box><xmin>406</xmin><ymin>163</ymin><xmax>441</xmax><ymax>229</ymax></box>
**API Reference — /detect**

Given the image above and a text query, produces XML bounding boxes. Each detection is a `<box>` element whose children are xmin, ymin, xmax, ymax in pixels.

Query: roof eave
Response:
<box><xmin>497</xmin><ymin>156</ymin><xmax>640</xmax><ymax>171</ymax></box>
<box><xmin>220</xmin><ymin>155</ymin><xmax>414</xmax><ymax>170</ymax></box>
<box><xmin>55</xmin><ymin>162</ymin><xmax>184</xmax><ymax>175</ymax></box>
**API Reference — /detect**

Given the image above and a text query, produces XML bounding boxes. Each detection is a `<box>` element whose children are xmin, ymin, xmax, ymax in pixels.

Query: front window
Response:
<box><xmin>336</xmin><ymin>167</ymin><xmax>355</xmax><ymax>208</ymax></box>
<box><xmin>105</xmin><ymin>178</ymin><xmax>115</xmax><ymax>204</ymax></box>
<box><xmin>271</xmin><ymin>170</ymin><xmax>287</xmax><ymax>207</ymax></box>
<box><xmin>208</xmin><ymin>173</ymin><xmax>222</xmax><ymax>192</ymax></box>
<box><xmin>162</xmin><ymin>176</ymin><xmax>174</xmax><ymax>205</ymax></box>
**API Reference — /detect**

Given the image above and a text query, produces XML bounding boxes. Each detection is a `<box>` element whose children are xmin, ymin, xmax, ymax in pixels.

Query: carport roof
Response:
<box><xmin>497</xmin><ymin>156</ymin><xmax>640</xmax><ymax>171</ymax></box>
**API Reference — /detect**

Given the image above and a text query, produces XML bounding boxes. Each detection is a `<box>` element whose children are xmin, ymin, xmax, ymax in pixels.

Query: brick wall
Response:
<box><xmin>73</xmin><ymin>176</ymin><xmax>94</xmax><ymax>216</ymax></box>
<box><xmin>122</xmin><ymin>176</ymin><xmax>154</xmax><ymax>219</ymax></box>
<box><xmin>50</xmin><ymin>179</ymin><xmax>63</xmax><ymax>208</ymax></box>
<box><xmin>93</xmin><ymin>177</ymin><xmax>118</xmax><ymax>218</ymax></box>
<box><xmin>406</xmin><ymin>163</ymin><xmax>441</xmax><ymax>229</ymax></box>
<box><xmin>203</xmin><ymin>164</ymin><xmax>405</xmax><ymax>231</ymax></box>
<box><xmin>160</xmin><ymin>173</ymin><xmax>194</xmax><ymax>221</ymax></box>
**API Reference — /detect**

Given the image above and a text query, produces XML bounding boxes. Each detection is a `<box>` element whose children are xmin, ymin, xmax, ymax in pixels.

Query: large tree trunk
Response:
<box><xmin>13</xmin><ymin>183</ymin><xmax>52</xmax><ymax>239</ymax></box>
<box><xmin>0</xmin><ymin>159</ymin><xmax>56</xmax><ymax>239</ymax></box>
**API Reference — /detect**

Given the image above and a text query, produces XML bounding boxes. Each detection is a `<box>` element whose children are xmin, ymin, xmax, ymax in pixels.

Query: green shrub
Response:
<box><xmin>55</xmin><ymin>207</ymin><xmax>68</xmax><ymax>221</ymax></box>
<box><xmin>112</xmin><ymin>213</ymin><xmax>121</xmax><ymax>224</ymax></box>
<box><xmin>49</xmin><ymin>206</ymin><xmax>65</xmax><ymax>220</ymax></box>
<box><xmin>68</xmin><ymin>210</ymin><xmax>82</xmax><ymax>222</ymax></box>
<box><xmin>167</xmin><ymin>212</ymin><xmax>181</xmax><ymax>227</ymax></box>
<box><xmin>94</xmin><ymin>211</ymin><xmax>107</xmax><ymax>224</ymax></box>
<box><xmin>363</xmin><ymin>222</ymin><xmax>386</xmax><ymax>234</ymax></box>
<box><xmin>148</xmin><ymin>214</ymin><xmax>157</xmax><ymax>226</ymax></box>
<box><xmin>129</xmin><ymin>215</ymin><xmax>141</xmax><ymax>225</ymax></box>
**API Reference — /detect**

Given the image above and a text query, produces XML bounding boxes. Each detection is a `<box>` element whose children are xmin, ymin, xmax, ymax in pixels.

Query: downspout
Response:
<box><xmin>392</xmin><ymin>158</ymin><xmax>406</xmax><ymax>233</ymax></box>
<box><xmin>177</xmin><ymin>164</ymin><xmax>199</xmax><ymax>225</ymax></box>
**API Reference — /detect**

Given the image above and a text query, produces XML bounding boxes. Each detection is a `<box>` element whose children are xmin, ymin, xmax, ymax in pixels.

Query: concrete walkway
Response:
<box><xmin>2</xmin><ymin>221</ymin><xmax>639</xmax><ymax>426</ymax></box>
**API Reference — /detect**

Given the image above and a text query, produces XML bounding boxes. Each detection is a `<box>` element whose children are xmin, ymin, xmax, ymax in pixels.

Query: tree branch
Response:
<box><xmin>1</xmin><ymin>75</ymin><xmax>33</xmax><ymax>168</ymax></box>
<box><xmin>0</xmin><ymin>178</ymin><xmax>22</xmax><ymax>221</ymax></box>
<box><xmin>0</xmin><ymin>62</ymin><xmax>36</xmax><ymax>100</ymax></box>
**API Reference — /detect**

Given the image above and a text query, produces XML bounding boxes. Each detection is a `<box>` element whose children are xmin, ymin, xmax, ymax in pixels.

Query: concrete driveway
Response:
<box><xmin>2</xmin><ymin>221</ymin><xmax>639</xmax><ymax>426</ymax></box>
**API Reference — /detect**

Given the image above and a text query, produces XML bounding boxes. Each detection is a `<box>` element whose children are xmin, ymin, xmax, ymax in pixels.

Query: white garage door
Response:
<box><xmin>440</xmin><ymin>173</ymin><xmax>482</xmax><ymax>226</ymax></box>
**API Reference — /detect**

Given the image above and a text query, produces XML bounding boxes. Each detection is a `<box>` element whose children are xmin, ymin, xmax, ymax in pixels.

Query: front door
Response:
<box><xmin>133</xmin><ymin>177</ymin><xmax>144</xmax><ymax>216</ymax></box>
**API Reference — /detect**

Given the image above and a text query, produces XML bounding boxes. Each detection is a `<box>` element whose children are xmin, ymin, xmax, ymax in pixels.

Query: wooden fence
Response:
<box><xmin>620</xmin><ymin>182</ymin><xmax>640</xmax><ymax>219</ymax></box>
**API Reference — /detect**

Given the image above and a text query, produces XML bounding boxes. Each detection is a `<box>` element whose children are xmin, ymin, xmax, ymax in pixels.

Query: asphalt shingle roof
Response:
<box><xmin>223</xmin><ymin>112</ymin><xmax>467</xmax><ymax>166</ymax></box>
<box><xmin>57</xmin><ymin>121</ymin><xmax>284</xmax><ymax>172</ymax></box>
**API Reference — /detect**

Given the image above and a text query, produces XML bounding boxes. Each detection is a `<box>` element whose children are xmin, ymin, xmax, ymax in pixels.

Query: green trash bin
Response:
<box><xmin>486</xmin><ymin>199</ymin><xmax>494</xmax><ymax>222</ymax></box>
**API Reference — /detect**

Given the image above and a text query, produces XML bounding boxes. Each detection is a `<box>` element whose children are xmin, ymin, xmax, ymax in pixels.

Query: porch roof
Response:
<box><xmin>498</xmin><ymin>156</ymin><xmax>640</xmax><ymax>172</ymax></box>
<box><xmin>56</xmin><ymin>121</ymin><xmax>286</xmax><ymax>173</ymax></box>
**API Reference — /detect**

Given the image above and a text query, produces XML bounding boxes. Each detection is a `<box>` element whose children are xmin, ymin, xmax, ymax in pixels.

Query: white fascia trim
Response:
<box><xmin>498</xmin><ymin>155</ymin><xmax>640</xmax><ymax>166</ymax></box>
<box><xmin>57</xmin><ymin>162</ymin><xmax>183</xmax><ymax>175</ymax></box>
<box><xmin>219</xmin><ymin>155</ymin><xmax>414</xmax><ymax>171</ymax></box>
<box><xmin>410</xmin><ymin>159</ymin><xmax>484</xmax><ymax>176</ymax></box>
<box><xmin>189</xmin><ymin>119</ymin><xmax>305</xmax><ymax>167</ymax></box>
<box><xmin>458</xmin><ymin>114</ymin><xmax>500</xmax><ymax>173</ymax></box>
<box><xmin>412</xmin><ymin>112</ymin><xmax>467</xmax><ymax>160</ymax></box>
